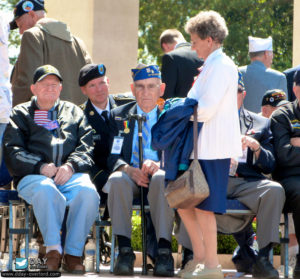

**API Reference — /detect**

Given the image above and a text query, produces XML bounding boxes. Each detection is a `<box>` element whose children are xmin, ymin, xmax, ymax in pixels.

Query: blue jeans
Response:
<box><xmin>17</xmin><ymin>173</ymin><xmax>100</xmax><ymax>256</ymax></box>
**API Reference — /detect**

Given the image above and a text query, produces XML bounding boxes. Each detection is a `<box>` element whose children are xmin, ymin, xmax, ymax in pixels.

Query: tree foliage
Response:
<box><xmin>139</xmin><ymin>0</ymin><xmax>293</xmax><ymax>71</ymax></box>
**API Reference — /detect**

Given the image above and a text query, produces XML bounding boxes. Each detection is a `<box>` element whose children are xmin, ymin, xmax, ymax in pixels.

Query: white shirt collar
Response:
<box><xmin>204</xmin><ymin>48</ymin><xmax>223</xmax><ymax>66</ymax></box>
<box><xmin>91</xmin><ymin>99</ymin><xmax>110</xmax><ymax>116</ymax></box>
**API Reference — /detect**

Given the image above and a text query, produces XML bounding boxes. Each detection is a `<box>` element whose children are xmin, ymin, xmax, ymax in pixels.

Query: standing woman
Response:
<box><xmin>178</xmin><ymin>11</ymin><xmax>242</xmax><ymax>279</ymax></box>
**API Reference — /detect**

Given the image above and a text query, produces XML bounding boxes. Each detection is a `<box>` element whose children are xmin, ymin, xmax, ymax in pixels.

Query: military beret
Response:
<box><xmin>78</xmin><ymin>64</ymin><xmax>106</xmax><ymax>87</ymax></box>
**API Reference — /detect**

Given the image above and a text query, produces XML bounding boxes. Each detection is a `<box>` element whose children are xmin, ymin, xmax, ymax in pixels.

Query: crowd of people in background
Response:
<box><xmin>1</xmin><ymin>1</ymin><xmax>300</xmax><ymax>279</ymax></box>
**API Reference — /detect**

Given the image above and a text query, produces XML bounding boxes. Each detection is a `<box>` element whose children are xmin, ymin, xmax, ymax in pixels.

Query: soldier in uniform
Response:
<box><xmin>78</xmin><ymin>63</ymin><xmax>134</xmax><ymax>203</ymax></box>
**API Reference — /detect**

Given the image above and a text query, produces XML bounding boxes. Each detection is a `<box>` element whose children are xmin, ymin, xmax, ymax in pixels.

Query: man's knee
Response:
<box><xmin>265</xmin><ymin>181</ymin><xmax>285</xmax><ymax>203</ymax></box>
<box><xmin>108</xmin><ymin>171</ymin><xmax>132</xmax><ymax>195</ymax></box>
<box><xmin>149</xmin><ymin>170</ymin><xmax>165</xmax><ymax>193</ymax></box>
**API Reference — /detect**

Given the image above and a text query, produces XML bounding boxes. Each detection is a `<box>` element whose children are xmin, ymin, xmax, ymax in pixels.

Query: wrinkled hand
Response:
<box><xmin>291</xmin><ymin>137</ymin><xmax>300</xmax><ymax>147</ymax></box>
<box><xmin>241</xmin><ymin>135</ymin><xmax>260</xmax><ymax>151</ymax></box>
<box><xmin>125</xmin><ymin>165</ymin><xmax>149</xmax><ymax>187</ymax></box>
<box><xmin>54</xmin><ymin>164</ymin><xmax>73</xmax><ymax>185</ymax></box>
<box><xmin>40</xmin><ymin>163</ymin><xmax>57</xmax><ymax>178</ymax></box>
<box><xmin>141</xmin><ymin>159</ymin><xmax>160</xmax><ymax>176</ymax></box>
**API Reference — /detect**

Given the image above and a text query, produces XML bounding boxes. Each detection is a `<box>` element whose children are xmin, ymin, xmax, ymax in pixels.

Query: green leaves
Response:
<box><xmin>139</xmin><ymin>0</ymin><xmax>293</xmax><ymax>71</ymax></box>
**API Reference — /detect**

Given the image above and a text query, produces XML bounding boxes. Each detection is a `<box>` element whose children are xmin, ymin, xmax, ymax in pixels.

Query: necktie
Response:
<box><xmin>101</xmin><ymin>110</ymin><xmax>109</xmax><ymax>123</ymax></box>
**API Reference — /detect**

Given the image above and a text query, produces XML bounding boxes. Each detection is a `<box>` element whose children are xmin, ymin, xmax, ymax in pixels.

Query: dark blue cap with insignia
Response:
<box><xmin>131</xmin><ymin>64</ymin><xmax>161</xmax><ymax>81</ymax></box>
<box><xmin>261</xmin><ymin>89</ymin><xmax>289</xmax><ymax>107</ymax></box>
<box><xmin>33</xmin><ymin>64</ymin><xmax>62</xmax><ymax>84</ymax></box>
<box><xmin>78</xmin><ymin>63</ymin><xmax>106</xmax><ymax>86</ymax></box>
<box><xmin>10</xmin><ymin>0</ymin><xmax>45</xmax><ymax>30</ymax></box>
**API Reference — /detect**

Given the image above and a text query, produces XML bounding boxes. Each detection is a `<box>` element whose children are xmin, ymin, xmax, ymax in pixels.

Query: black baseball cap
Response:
<box><xmin>78</xmin><ymin>64</ymin><xmax>106</xmax><ymax>86</ymax></box>
<box><xmin>10</xmin><ymin>0</ymin><xmax>45</xmax><ymax>30</ymax></box>
<box><xmin>33</xmin><ymin>65</ymin><xmax>62</xmax><ymax>84</ymax></box>
<box><xmin>261</xmin><ymin>89</ymin><xmax>289</xmax><ymax>107</ymax></box>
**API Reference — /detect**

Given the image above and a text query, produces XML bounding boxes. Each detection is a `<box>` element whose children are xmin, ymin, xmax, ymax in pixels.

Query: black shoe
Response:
<box><xmin>294</xmin><ymin>254</ymin><xmax>300</xmax><ymax>279</ymax></box>
<box><xmin>153</xmin><ymin>248</ymin><xmax>174</xmax><ymax>277</ymax></box>
<box><xmin>232</xmin><ymin>245</ymin><xmax>257</xmax><ymax>274</ymax></box>
<box><xmin>252</xmin><ymin>256</ymin><xmax>279</xmax><ymax>279</ymax></box>
<box><xmin>113</xmin><ymin>247</ymin><xmax>136</xmax><ymax>275</ymax></box>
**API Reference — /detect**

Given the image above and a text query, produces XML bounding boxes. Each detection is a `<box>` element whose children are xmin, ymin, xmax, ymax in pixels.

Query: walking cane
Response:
<box><xmin>129</xmin><ymin>113</ymin><xmax>148</xmax><ymax>275</ymax></box>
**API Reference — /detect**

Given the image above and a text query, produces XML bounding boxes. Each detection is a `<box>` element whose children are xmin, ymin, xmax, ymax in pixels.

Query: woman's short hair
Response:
<box><xmin>185</xmin><ymin>10</ymin><xmax>228</xmax><ymax>44</ymax></box>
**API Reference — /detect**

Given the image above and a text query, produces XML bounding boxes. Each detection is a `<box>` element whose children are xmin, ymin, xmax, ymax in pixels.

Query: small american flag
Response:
<box><xmin>34</xmin><ymin>110</ymin><xmax>51</xmax><ymax>126</ymax></box>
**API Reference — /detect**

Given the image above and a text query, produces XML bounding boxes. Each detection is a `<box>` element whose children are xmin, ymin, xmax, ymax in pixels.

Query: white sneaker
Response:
<box><xmin>183</xmin><ymin>265</ymin><xmax>224</xmax><ymax>279</ymax></box>
<box><xmin>178</xmin><ymin>260</ymin><xmax>202</xmax><ymax>278</ymax></box>
<box><xmin>182</xmin><ymin>263</ymin><xmax>204</xmax><ymax>279</ymax></box>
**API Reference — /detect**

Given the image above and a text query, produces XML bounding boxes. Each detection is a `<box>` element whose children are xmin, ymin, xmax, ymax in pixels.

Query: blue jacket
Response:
<box><xmin>151</xmin><ymin>97</ymin><xmax>201</xmax><ymax>181</ymax></box>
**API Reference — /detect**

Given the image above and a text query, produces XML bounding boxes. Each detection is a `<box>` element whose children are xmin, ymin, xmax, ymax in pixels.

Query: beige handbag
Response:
<box><xmin>164</xmin><ymin>105</ymin><xmax>210</xmax><ymax>209</ymax></box>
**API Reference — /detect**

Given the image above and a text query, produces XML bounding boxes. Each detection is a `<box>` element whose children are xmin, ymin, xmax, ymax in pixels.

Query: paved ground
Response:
<box><xmin>56</xmin><ymin>266</ymin><xmax>288</xmax><ymax>278</ymax></box>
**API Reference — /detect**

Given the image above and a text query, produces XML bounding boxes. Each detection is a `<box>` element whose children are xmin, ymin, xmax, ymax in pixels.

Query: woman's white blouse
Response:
<box><xmin>188</xmin><ymin>48</ymin><xmax>242</xmax><ymax>160</ymax></box>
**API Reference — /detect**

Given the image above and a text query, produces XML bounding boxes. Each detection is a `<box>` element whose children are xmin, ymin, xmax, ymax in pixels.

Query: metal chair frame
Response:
<box><xmin>0</xmin><ymin>190</ymin><xmax>32</xmax><ymax>270</ymax></box>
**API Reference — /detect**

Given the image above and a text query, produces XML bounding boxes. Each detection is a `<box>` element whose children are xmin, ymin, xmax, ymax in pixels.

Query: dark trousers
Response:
<box><xmin>280</xmin><ymin>176</ymin><xmax>300</xmax><ymax>245</ymax></box>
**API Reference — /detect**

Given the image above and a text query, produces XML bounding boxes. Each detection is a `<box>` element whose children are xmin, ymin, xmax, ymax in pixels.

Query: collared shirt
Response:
<box><xmin>130</xmin><ymin>105</ymin><xmax>159</xmax><ymax>165</ymax></box>
<box><xmin>91</xmin><ymin>100</ymin><xmax>110</xmax><ymax>121</ymax></box>
<box><xmin>188</xmin><ymin>48</ymin><xmax>242</xmax><ymax>159</ymax></box>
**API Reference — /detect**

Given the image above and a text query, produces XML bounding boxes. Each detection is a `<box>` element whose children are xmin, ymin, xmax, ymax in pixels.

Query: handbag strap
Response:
<box><xmin>193</xmin><ymin>105</ymin><xmax>198</xmax><ymax>159</ymax></box>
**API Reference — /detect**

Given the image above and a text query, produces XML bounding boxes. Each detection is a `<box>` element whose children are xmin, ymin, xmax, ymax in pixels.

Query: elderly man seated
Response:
<box><xmin>104</xmin><ymin>64</ymin><xmax>174</xmax><ymax>276</ymax></box>
<box><xmin>3</xmin><ymin>65</ymin><xmax>100</xmax><ymax>274</ymax></box>
<box><xmin>260</xmin><ymin>89</ymin><xmax>289</xmax><ymax>118</ymax></box>
<box><xmin>216</xmin><ymin>73</ymin><xmax>285</xmax><ymax>279</ymax></box>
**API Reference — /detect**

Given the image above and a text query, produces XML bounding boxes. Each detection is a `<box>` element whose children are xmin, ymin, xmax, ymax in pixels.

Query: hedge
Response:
<box><xmin>131</xmin><ymin>212</ymin><xmax>281</xmax><ymax>255</ymax></box>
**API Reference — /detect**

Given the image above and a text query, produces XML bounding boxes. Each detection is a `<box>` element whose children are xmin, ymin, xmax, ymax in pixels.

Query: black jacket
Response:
<box><xmin>236</xmin><ymin>107</ymin><xmax>275</xmax><ymax>179</ymax></box>
<box><xmin>271</xmin><ymin>100</ymin><xmax>300</xmax><ymax>180</ymax></box>
<box><xmin>81</xmin><ymin>95</ymin><xmax>135</xmax><ymax>189</ymax></box>
<box><xmin>283</xmin><ymin>65</ymin><xmax>300</xmax><ymax>102</ymax></box>
<box><xmin>161</xmin><ymin>42</ymin><xmax>203</xmax><ymax>99</ymax></box>
<box><xmin>3</xmin><ymin>98</ymin><xmax>94</xmax><ymax>185</ymax></box>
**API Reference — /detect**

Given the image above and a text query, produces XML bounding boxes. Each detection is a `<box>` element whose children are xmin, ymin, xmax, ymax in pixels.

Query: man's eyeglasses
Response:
<box><xmin>134</xmin><ymin>83</ymin><xmax>160</xmax><ymax>93</ymax></box>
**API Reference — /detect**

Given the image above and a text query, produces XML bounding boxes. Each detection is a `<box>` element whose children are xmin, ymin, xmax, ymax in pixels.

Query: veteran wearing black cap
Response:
<box><xmin>271</xmin><ymin>69</ymin><xmax>300</xmax><ymax>279</ymax></box>
<box><xmin>103</xmin><ymin>64</ymin><xmax>175</xmax><ymax>276</ymax></box>
<box><xmin>79</xmin><ymin>63</ymin><xmax>134</xmax><ymax>203</ymax></box>
<box><xmin>261</xmin><ymin>89</ymin><xmax>289</xmax><ymax>118</ymax></box>
<box><xmin>215</xmin><ymin>72</ymin><xmax>285</xmax><ymax>279</ymax></box>
<box><xmin>3</xmin><ymin>65</ymin><xmax>100</xmax><ymax>274</ymax></box>
<box><xmin>10</xmin><ymin>0</ymin><xmax>92</xmax><ymax>106</ymax></box>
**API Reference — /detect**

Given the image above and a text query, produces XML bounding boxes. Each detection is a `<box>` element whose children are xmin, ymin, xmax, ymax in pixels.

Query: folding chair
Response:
<box><xmin>0</xmin><ymin>190</ymin><xmax>32</xmax><ymax>270</ymax></box>
<box><xmin>224</xmin><ymin>198</ymin><xmax>290</xmax><ymax>278</ymax></box>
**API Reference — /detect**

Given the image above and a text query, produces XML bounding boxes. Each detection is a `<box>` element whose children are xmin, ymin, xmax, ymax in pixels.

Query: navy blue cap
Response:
<box><xmin>10</xmin><ymin>0</ymin><xmax>45</xmax><ymax>30</ymax></box>
<box><xmin>261</xmin><ymin>89</ymin><xmax>288</xmax><ymax>107</ymax></box>
<box><xmin>131</xmin><ymin>65</ymin><xmax>161</xmax><ymax>81</ymax></box>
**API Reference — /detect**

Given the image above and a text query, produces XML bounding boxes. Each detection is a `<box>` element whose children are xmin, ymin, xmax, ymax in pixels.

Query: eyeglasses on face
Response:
<box><xmin>134</xmin><ymin>83</ymin><xmax>160</xmax><ymax>93</ymax></box>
